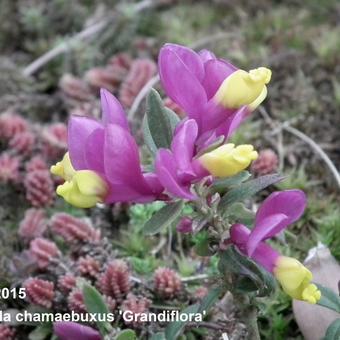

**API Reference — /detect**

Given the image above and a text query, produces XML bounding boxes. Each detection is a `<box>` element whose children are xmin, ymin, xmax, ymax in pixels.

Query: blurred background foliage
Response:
<box><xmin>0</xmin><ymin>0</ymin><xmax>339</xmax><ymax>339</ymax></box>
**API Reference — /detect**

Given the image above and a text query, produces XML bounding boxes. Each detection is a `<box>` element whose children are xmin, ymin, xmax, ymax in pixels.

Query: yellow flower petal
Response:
<box><xmin>274</xmin><ymin>256</ymin><xmax>321</xmax><ymax>303</ymax></box>
<box><xmin>215</xmin><ymin>67</ymin><xmax>272</xmax><ymax>109</ymax></box>
<box><xmin>56</xmin><ymin>170</ymin><xmax>108</xmax><ymax>209</ymax></box>
<box><xmin>50</xmin><ymin>152</ymin><xmax>75</xmax><ymax>181</ymax></box>
<box><xmin>199</xmin><ymin>143</ymin><xmax>258</xmax><ymax>177</ymax></box>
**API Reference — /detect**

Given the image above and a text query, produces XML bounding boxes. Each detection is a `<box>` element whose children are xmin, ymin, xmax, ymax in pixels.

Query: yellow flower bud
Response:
<box><xmin>50</xmin><ymin>152</ymin><xmax>76</xmax><ymax>181</ymax></box>
<box><xmin>274</xmin><ymin>256</ymin><xmax>321</xmax><ymax>304</ymax></box>
<box><xmin>56</xmin><ymin>170</ymin><xmax>108</xmax><ymax>208</ymax></box>
<box><xmin>199</xmin><ymin>143</ymin><xmax>258</xmax><ymax>177</ymax></box>
<box><xmin>215</xmin><ymin>67</ymin><xmax>272</xmax><ymax>109</ymax></box>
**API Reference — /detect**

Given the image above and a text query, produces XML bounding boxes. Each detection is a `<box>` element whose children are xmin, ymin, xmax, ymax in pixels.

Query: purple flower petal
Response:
<box><xmin>230</xmin><ymin>224</ymin><xmax>279</xmax><ymax>272</ymax></box>
<box><xmin>54</xmin><ymin>322</ymin><xmax>101</xmax><ymax>340</ymax></box>
<box><xmin>159</xmin><ymin>45</ymin><xmax>207</xmax><ymax>124</ymax></box>
<box><xmin>68</xmin><ymin>116</ymin><xmax>102</xmax><ymax>170</ymax></box>
<box><xmin>201</xmin><ymin>59</ymin><xmax>237</xmax><ymax>100</ymax></box>
<box><xmin>163</xmin><ymin>44</ymin><xmax>205</xmax><ymax>81</ymax></box>
<box><xmin>85</xmin><ymin>127</ymin><xmax>105</xmax><ymax>174</ymax></box>
<box><xmin>255</xmin><ymin>190</ymin><xmax>307</xmax><ymax>238</ymax></box>
<box><xmin>172</xmin><ymin>119</ymin><xmax>198</xmax><ymax>174</ymax></box>
<box><xmin>100</xmin><ymin>89</ymin><xmax>129</xmax><ymax>130</ymax></box>
<box><xmin>104</xmin><ymin>125</ymin><xmax>151</xmax><ymax>194</ymax></box>
<box><xmin>246</xmin><ymin>213</ymin><xmax>288</xmax><ymax>256</ymax></box>
<box><xmin>155</xmin><ymin>149</ymin><xmax>196</xmax><ymax>200</ymax></box>
<box><xmin>198</xmin><ymin>49</ymin><xmax>216</xmax><ymax>62</ymax></box>
<box><xmin>105</xmin><ymin>183</ymin><xmax>155</xmax><ymax>203</ymax></box>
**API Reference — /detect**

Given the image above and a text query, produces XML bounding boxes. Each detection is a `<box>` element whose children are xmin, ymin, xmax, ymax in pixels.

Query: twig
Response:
<box><xmin>258</xmin><ymin>107</ymin><xmax>340</xmax><ymax>190</ymax></box>
<box><xmin>186</xmin><ymin>321</ymin><xmax>227</xmax><ymax>331</ymax></box>
<box><xmin>23</xmin><ymin>20</ymin><xmax>110</xmax><ymax>77</ymax></box>
<box><xmin>282</xmin><ymin>125</ymin><xmax>340</xmax><ymax>190</ymax></box>
<box><xmin>181</xmin><ymin>274</ymin><xmax>209</xmax><ymax>282</ymax></box>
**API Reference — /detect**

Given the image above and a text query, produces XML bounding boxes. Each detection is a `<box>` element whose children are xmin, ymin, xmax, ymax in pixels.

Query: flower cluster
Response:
<box><xmin>50</xmin><ymin>43</ymin><xmax>321</xmax><ymax>307</ymax></box>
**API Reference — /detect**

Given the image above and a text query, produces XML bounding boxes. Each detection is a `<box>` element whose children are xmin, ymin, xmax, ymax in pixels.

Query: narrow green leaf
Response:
<box><xmin>143</xmin><ymin>200</ymin><xmax>184</xmax><ymax>235</ymax></box>
<box><xmin>218</xmin><ymin>174</ymin><xmax>284</xmax><ymax>212</ymax></box>
<box><xmin>164</xmin><ymin>107</ymin><xmax>180</xmax><ymax>131</ymax></box>
<box><xmin>225</xmin><ymin>202</ymin><xmax>255</xmax><ymax>225</ymax></box>
<box><xmin>115</xmin><ymin>329</ymin><xmax>137</xmax><ymax>340</ymax></box>
<box><xmin>165</xmin><ymin>304</ymin><xmax>200</xmax><ymax>340</ymax></box>
<box><xmin>323</xmin><ymin>319</ymin><xmax>340</xmax><ymax>340</ymax></box>
<box><xmin>198</xmin><ymin>286</ymin><xmax>223</xmax><ymax>314</ymax></box>
<box><xmin>218</xmin><ymin>246</ymin><xmax>276</xmax><ymax>296</ymax></box>
<box><xmin>82</xmin><ymin>284</ymin><xmax>112</xmax><ymax>335</ymax></box>
<box><xmin>316</xmin><ymin>284</ymin><xmax>340</xmax><ymax>313</ymax></box>
<box><xmin>150</xmin><ymin>333</ymin><xmax>166</xmax><ymax>340</ymax></box>
<box><xmin>143</xmin><ymin>114</ymin><xmax>158</xmax><ymax>154</ymax></box>
<box><xmin>28</xmin><ymin>323</ymin><xmax>52</xmax><ymax>340</ymax></box>
<box><xmin>211</xmin><ymin>171</ymin><xmax>251</xmax><ymax>192</ymax></box>
<box><xmin>146</xmin><ymin>88</ymin><xmax>173</xmax><ymax>149</ymax></box>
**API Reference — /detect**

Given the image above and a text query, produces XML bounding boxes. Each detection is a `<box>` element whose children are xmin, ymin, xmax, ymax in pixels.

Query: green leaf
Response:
<box><xmin>165</xmin><ymin>304</ymin><xmax>200</xmax><ymax>340</ymax></box>
<box><xmin>193</xmin><ymin>231</ymin><xmax>213</xmax><ymax>256</ymax></box>
<box><xmin>198</xmin><ymin>286</ymin><xmax>223</xmax><ymax>314</ymax></box>
<box><xmin>143</xmin><ymin>200</ymin><xmax>184</xmax><ymax>235</ymax></box>
<box><xmin>218</xmin><ymin>173</ymin><xmax>284</xmax><ymax>212</ymax></box>
<box><xmin>225</xmin><ymin>202</ymin><xmax>255</xmax><ymax>225</ymax></box>
<box><xmin>218</xmin><ymin>246</ymin><xmax>276</xmax><ymax>296</ymax></box>
<box><xmin>323</xmin><ymin>319</ymin><xmax>340</xmax><ymax>340</ymax></box>
<box><xmin>165</xmin><ymin>107</ymin><xmax>181</xmax><ymax>131</ymax></box>
<box><xmin>143</xmin><ymin>114</ymin><xmax>158</xmax><ymax>154</ymax></box>
<box><xmin>210</xmin><ymin>171</ymin><xmax>251</xmax><ymax>192</ymax></box>
<box><xmin>28</xmin><ymin>323</ymin><xmax>52</xmax><ymax>340</ymax></box>
<box><xmin>145</xmin><ymin>88</ymin><xmax>175</xmax><ymax>151</ymax></box>
<box><xmin>150</xmin><ymin>333</ymin><xmax>166</xmax><ymax>340</ymax></box>
<box><xmin>316</xmin><ymin>284</ymin><xmax>340</xmax><ymax>313</ymax></box>
<box><xmin>115</xmin><ymin>329</ymin><xmax>137</xmax><ymax>340</ymax></box>
<box><xmin>82</xmin><ymin>284</ymin><xmax>112</xmax><ymax>335</ymax></box>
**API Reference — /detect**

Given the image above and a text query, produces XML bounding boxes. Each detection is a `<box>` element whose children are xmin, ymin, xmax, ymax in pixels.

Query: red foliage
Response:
<box><xmin>24</xmin><ymin>170</ymin><xmax>55</xmax><ymax>207</ymax></box>
<box><xmin>24</xmin><ymin>278</ymin><xmax>55</xmax><ymax>308</ymax></box>
<box><xmin>18</xmin><ymin>208</ymin><xmax>47</xmax><ymax>240</ymax></box>
<box><xmin>0</xmin><ymin>153</ymin><xmax>20</xmax><ymax>183</ymax></box>
<box><xmin>29</xmin><ymin>237</ymin><xmax>60</xmax><ymax>269</ymax></box>
<box><xmin>154</xmin><ymin>267</ymin><xmax>182</xmax><ymax>299</ymax></box>
<box><xmin>119</xmin><ymin>58</ymin><xmax>157</xmax><ymax>108</ymax></box>
<box><xmin>98</xmin><ymin>260</ymin><xmax>130</xmax><ymax>301</ymax></box>
<box><xmin>50</xmin><ymin>213</ymin><xmax>101</xmax><ymax>244</ymax></box>
<box><xmin>251</xmin><ymin>149</ymin><xmax>279</xmax><ymax>175</ymax></box>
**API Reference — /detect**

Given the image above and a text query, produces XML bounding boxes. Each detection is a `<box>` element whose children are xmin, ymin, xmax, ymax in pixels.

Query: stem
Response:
<box><xmin>243</xmin><ymin>305</ymin><xmax>261</xmax><ymax>340</ymax></box>
<box><xmin>234</xmin><ymin>294</ymin><xmax>261</xmax><ymax>340</ymax></box>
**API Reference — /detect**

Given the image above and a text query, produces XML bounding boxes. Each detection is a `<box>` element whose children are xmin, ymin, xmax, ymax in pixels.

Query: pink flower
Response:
<box><xmin>18</xmin><ymin>208</ymin><xmax>47</xmax><ymax>240</ymax></box>
<box><xmin>50</xmin><ymin>213</ymin><xmax>101</xmax><ymax>243</ymax></box>
<box><xmin>176</xmin><ymin>217</ymin><xmax>193</xmax><ymax>233</ymax></box>
<box><xmin>29</xmin><ymin>237</ymin><xmax>60</xmax><ymax>268</ymax></box>
<box><xmin>24</xmin><ymin>278</ymin><xmax>54</xmax><ymax>308</ymax></box>
<box><xmin>0</xmin><ymin>153</ymin><xmax>20</xmax><ymax>183</ymax></box>
<box><xmin>158</xmin><ymin>44</ymin><xmax>270</xmax><ymax>148</ymax></box>
<box><xmin>59</xmin><ymin>74</ymin><xmax>92</xmax><ymax>101</ymax></box>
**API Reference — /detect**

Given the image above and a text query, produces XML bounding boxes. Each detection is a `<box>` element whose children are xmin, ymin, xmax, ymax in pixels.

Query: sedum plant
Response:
<box><xmin>50</xmin><ymin>44</ymin><xmax>340</xmax><ymax>339</ymax></box>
